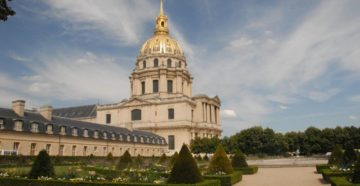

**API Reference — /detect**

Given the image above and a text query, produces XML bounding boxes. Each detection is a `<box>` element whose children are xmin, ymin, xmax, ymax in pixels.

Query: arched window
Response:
<box><xmin>143</xmin><ymin>61</ymin><xmax>146</xmax><ymax>69</ymax></box>
<box><xmin>46</xmin><ymin>124</ymin><xmax>53</xmax><ymax>134</ymax></box>
<box><xmin>14</xmin><ymin>120</ymin><xmax>23</xmax><ymax>131</ymax></box>
<box><xmin>154</xmin><ymin>58</ymin><xmax>159</xmax><ymax>67</ymax></box>
<box><xmin>141</xmin><ymin>81</ymin><xmax>145</xmax><ymax>95</ymax></box>
<box><xmin>131</xmin><ymin>109</ymin><xmax>142</xmax><ymax>121</ymax></box>
<box><xmin>83</xmin><ymin>129</ymin><xmax>89</xmax><ymax>137</ymax></box>
<box><xmin>60</xmin><ymin>126</ymin><xmax>66</xmax><ymax>135</ymax></box>
<box><xmin>72</xmin><ymin>128</ymin><xmax>78</xmax><ymax>136</ymax></box>
<box><xmin>103</xmin><ymin>132</ymin><xmax>108</xmax><ymax>139</ymax></box>
<box><xmin>111</xmin><ymin>133</ymin><xmax>116</xmax><ymax>140</ymax></box>
<box><xmin>94</xmin><ymin>131</ymin><xmax>99</xmax><ymax>138</ymax></box>
<box><xmin>167</xmin><ymin>59</ymin><xmax>172</xmax><ymax>67</ymax></box>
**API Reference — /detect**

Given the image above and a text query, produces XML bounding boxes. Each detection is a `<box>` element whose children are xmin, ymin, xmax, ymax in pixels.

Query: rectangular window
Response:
<box><xmin>14</xmin><ymin>121</ymin><xmax>22</xmax><ymax>131</ymax></box>
<box><xmin>13</xmin><ymin>142</ymin><xmax>20</xmax><ymax>151</ymax></box>
<box><xmin>153</xmin><ymin>80</ymin><xmax>159</xmax><ymax>93</ymax></box>
<box><xmin>168</xmin><ymin>135</ymin><xmax>175</xmax><ymax>150</ymax></box>
<box><xmin>167</xmin><ymin>80</ymin><xmax>173</xmax><ymax>93</ymax></box>
<box><xmin>46</xmin><ymin>144</ymin><xmax>51</xmax><ymax>154</ymax></box>
<box><xmin>30</xmin><ymin>143</ymin><xmax>36</xmax><ymax>156</ymax></box>
<box><xmin>31</xmin><ymin>123</ymin><xmax>38</xmax><ymax>133</ymax></box>
<box><xmin>143</xmin><ymin>61</ymin><xmax>146</xmax><ymax>68</ymax></box>
<box><xmin>141</xmin><ymin>81</ymin><xmax>145</xmax><ymax>95</ymax></box>
<box><xmin>59</xmin><ymin>145</ymin><xmax>64</xmax><ymax>156</ymax></box>
<box><xmin>72</xmin><ymin>145</ymin><xmax>76</xmax><ymax>156</ymax></box>
<box><xmin>0</xmin><ymin>119</ymin><xmax>4</xmax><ymax>129</ymax></box>
<box><xmin>83</xmin><ymin>146</ymin><xmax>87</xmax><ymax>156</ymax></box>
<box><xmin>106</xmin><ymin>114</ymin><xmax>111</xmax><ymax>124</ymax></box>
<box><xmin>168</xmin><ymin>108</ymin><xmax>174</xmax><ymax>119</ymax></box>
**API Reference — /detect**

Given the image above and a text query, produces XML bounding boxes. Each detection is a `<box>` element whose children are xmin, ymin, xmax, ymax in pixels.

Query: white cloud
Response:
<box><xmin>308</xmin><ymin>89</ymin><xmax>341</xmax><ymax>102</ymax></box>
<box><xmin>349</xmin><ymin>95</ymin><xmax>360</xmax><ymax>102</ymax></box>
<box><xmin>221</xmin><ymin>109</ymin><xmax>237</xmax><ymax>118</ymax></box>
<box><xmin>8</xmin><ymin>52</ymin><xmax>32</xmax><ymax>62</ymax></box>
<box><xmin>41</xmin><ymin>0</ymin><xmax>158</xmax><ymax>45</ymax></box>
<box><xmin>349</xmin><ymin>115</ymin><xmax>358</xmax><ymax>120</ymax></box>
<box><xmin>279</xmin><ymin>105</ymin><xmax>288</xmax><ymax>110</ymax></box>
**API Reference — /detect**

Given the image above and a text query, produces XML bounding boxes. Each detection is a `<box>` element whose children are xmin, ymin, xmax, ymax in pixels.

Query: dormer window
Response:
<box><xmin>83</xmin><ymin>129</ymin><xmax>89</xmax><ymax>137</ymax></box>
<box><xmin>72</xmin><ymin>128</ymin><xmax>78</xmax><ymax>136</ymax></box>
<box><xmin>46</xmin><ymin>124</ymin><xmax>53</xmax><ymax>134</ymax></box>
<box><xmin>94</xmin><ymin>131</ymin><xmax>99</xmax><ymax>138</ymax></box>
<box><xmin>111</xmin><ymin>133</ymin><xmax>116</xmax><ymax>140</ymax></box>
<box><xmin>127</xmin><ymin>135</ymin><xmax>131</xmax><ymax>142</ymax></box>
<box><xmin>140</xmin><ymin>137</ymin><xmax>144</xmax><ymax>143</ymax></box>
<box><xmin>14</xmin><ymin>120</ymin><xmax>23</xmax><ymax>131</ymax></box>
<box><xmin>134</xmin><ymin>136</ymin><xmax>138</xmax><ymax>142</ymax></box>
<box><xmin>103</xmin><ymin>132</ymin><xmax>108</xmax><ymax>139</ymax></box>
<box><xmin>0</xmin><ymin>119</ymin><xmax>4</xmax><ymax>130</ymax></box>
<box><xmin>60</xmin><ymin>126</ymin><xmax>66</xmax><ymax>135</ymax></box>
<box><xmin>31</xmin><ymin>123</ymin><xmax>39</xmax><ymax>133</ymax></box>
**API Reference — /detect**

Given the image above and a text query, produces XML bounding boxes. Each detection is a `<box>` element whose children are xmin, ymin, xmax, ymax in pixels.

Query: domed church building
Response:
<box><xmin>0</xmin><ymin>0</ymin><xmax>221</xmax><ymax>156</ymax></box>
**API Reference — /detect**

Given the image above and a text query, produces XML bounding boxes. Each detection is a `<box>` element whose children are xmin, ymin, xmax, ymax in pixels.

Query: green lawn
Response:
<box><xmin>0</xmin><ymin>165</ymin><xmax>83</xmax><ymax>177</ymax></box>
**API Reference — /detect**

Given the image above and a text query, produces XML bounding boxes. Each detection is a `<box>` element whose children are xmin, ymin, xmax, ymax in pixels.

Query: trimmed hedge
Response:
<box><xmin>0</xmin><ymin>178</ymin><xmax>220</xmax><ymax>186</ymax></box>
<box><xmin>330</xmin><ymin>177</ymin><xmax>360</xmax><ymax>186</ymax></box>
<box><xmin>316</xmin><ymin>164</ymin><xmax>331</xmax><ymax>174</ymax></box>
<box><xmin>204</xmin><ymin>171</ymin><xmax>242</xmax><ymax>186</ymax></box>
<box><xmin>322</xmin><ymin>169</ymin><xmax>353</xmax><ymax>182</ymax></box>
<box><xmin>234</xmin><ymin>166</ymin><xmax>258</xmax><ymax>175</ymax></box>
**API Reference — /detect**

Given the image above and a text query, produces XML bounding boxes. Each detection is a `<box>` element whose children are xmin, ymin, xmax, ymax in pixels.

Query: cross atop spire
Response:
<box><xmin>160</xmin><ymin>0</ymin><xmax>164</xmax><ymax>16</ymax></box>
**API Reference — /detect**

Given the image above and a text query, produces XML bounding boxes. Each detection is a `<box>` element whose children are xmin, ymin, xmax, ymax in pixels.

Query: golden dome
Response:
<box><xmin>138</xmin><ymin>0</ymin><xmax>185</xmax><ymax>60</ymax></box>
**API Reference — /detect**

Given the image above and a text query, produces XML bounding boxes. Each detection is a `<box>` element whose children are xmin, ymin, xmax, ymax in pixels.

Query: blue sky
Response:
<box><xmin>0</xmin><ymin>0</ymin><xmax>360</xmax><ymax>136</ymax></box>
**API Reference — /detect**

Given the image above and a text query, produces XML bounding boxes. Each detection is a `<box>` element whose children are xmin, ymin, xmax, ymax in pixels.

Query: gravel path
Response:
<box><xmin>236</xmin><ymin>167</ymin><xmax>330</xmax><ymax>186</ymax></box>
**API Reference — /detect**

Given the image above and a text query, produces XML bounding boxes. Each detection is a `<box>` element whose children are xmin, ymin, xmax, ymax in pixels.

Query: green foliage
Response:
<box><xmin>0</xmin><ymin>178</ymin><xmax>221</xmax><ymax>186</ymax></box>
<box><xmin>343</xmin><ymin>148</ymin><xmax>357</xmax><ymax>167</ymax></box>
<box><xmin>234</xmin><ymin>166</ymin><xmax>258</xmax><ymax>175</ymax></box>
<box><xmin>0</xmin><ymin>0</ymin><xmax>16</xmax><ymax>21</ymax></box>
<box><xmin>203</xmin><ymin>171</ymin><xmax>242</xmax><ymax>186</ymax></box>
<box><xmin>195</xmin><ymin>154</ymin><xmax>202</xmax><ymax>161</ymax></box>
<box><xmin>170</xmin><ymin>152</ymin><xmax>178</xmax><ymax>167</ymax></box>
<box><xmin>316</xmin><ymin>164</ymin><xmax>331</xmax><ymax>173</ymax></box>
<box><xmin>329</xmin><ymin>145</ymin><xmax>344</xmax><ymax>166</ymax></box>
<box><xmin>116</xmin><ymin>150</ymin><xmax>132</xmax><ymax>170</ymax></box>
<box><xmin>203</xmin><ymin>154</ymin><xmax>209</xmax><ymax>161</ymax></box>
<box><xmin>168</xmin><ymin>144</ymin><xmax>203</xmax><ymax>183</ymax></box>
<box><xmin>231</xmin><ymin>151</ymin><xmax>248</xmax><ymax>168</ymax></box>
<box><xmin>158</xmin><ymin>153</ymin><xmax>167</xmax><ymax>164</ymax></box>
<box><xmin>134</xmin><ymin>154</ymin><xmax>143</xmax><ymax>168</ymax></box>
<box><xmin>353</xmin><ymin>156</ymin><xmax>360</xmax><ymax>183</ymax></box>
<box><xmin>28</xmin><ymin>150</ymin><xmax>55</xmax><ymax>179</ymax></box>
<box><xmin>208</xmin><ymin>144</ymin><xmax>233</xmax><ymax>174</ymax></box>
<box><xmin>106</xmin><ymin>152</ymin><xmax>113</xmax><ymax>162</ymax></box>
<box><xmin>321</xmin><ymin>169</ymin><xmax>352</xmax><ymax>182</ymax></box>
<box><xmin>190</xmin><ymin>137</ymin><xmax>221</xmax><ymax>154</ymax></box>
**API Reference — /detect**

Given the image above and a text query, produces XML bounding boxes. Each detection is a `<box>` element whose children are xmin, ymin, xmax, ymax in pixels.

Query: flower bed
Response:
<box><xmin>203</xmin><ymin>171</ymin><xmax>242</xmax><ymax>186</ymax></box>
<box><xmin>0</xmin><ymin>178</ymin><xmax>220</xmax><ymax>186</ymax></box>
<box><xmin>234</xmin><ymin>166</ymin><xmax>258</xmax><ymax>175</ymax></box>
<box><xmin>316</xmin><ymin>164</ymin><xmax>330</xmax><ymax>174</ymax></box>
<box><xmin>322</xmin><ymin>169</ymin><xmax>353</xmax><ymax>182</ymax></box>
<box><xmin>329</xmin><ymin>177</ymin><xmax>360</xmax><ymax>186</ymax></box>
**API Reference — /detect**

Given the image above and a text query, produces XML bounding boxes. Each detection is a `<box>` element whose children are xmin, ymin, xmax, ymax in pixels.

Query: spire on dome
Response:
<box><xmin>154</xmin><ymin>0</ymin><xmax>169</xmax><ymax>35</ymax></box>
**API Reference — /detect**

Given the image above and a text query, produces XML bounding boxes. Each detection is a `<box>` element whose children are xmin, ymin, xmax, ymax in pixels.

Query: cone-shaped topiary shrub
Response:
<box><xmin>158</xmin><ymin>153</ymin><xmax>167</xmax><ymax>164</ymax></box>
<box><xmin>196</xmin><ymin>154</ymin><xmax>202</xmax><ymax>161</ymax></box>
<box><xmin>352</xmin><ymin>156</ymin><xmax>360</xmax><ymax>183</ymax></box>
<box><xmin>328</xmin><ymin>144</ymin><xmax>344</xmax><ymax>166</ymax></box>
<box><xmin>117</xmin><ymin>150</ymin><xmax>132</xmax><ymax>170</ymax></box>
<box><xmin>170</xmin><ymin>152</ymin><xmax>179</xmax><ymax>167</ymax></box>
<box><xmin>28</xmin><ymin>150</ymin><xmax>55</xmax><ymax>179</ymax></box>
<box><xmin>135</xmin><ymin>154</ymin><xmax>144</xmax><ymax>167</ymax></box>
<box><xmin>342</xmin><ymin>148</ymin><xmax>357</xmax><ymax>168</ymax></box>
<box><xmin>203</xmin><ymin>154</ymin><xmax>209</xmax><ymax>161</ymax></box>
<box><xmin>208</xmin><ymin>144</ymin><xmax>233</xmax><ymax>174</ymax></box>
<box><xmin>106</xmin><ymin>152</ymin><xmax>113</xmax><ymax>161</ymax></box>
<box><xmin>231</xmin><ymin>150</ymin><xmax>248</xmax><ymax>168</ymax></box>
<box><xmin>168</xmin><ymin>144</ymin><xmax>203</xmax><ymax>183</ymax></box>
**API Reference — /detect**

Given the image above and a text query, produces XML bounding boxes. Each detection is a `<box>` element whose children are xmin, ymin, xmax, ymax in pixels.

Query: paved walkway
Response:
<box><xmin>236</xmin><ymin>167</ymin><xmax>330</xmax><ymax>186</ymax></box>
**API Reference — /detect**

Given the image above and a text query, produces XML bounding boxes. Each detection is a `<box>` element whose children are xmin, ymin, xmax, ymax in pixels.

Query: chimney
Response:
<box><xmin>39</xmin><ymin>106</ymin><xmax>53</xmax><ymax>121</ymax></box>
<box><xmin>12</xmin><ymin>100</ymin><xmax>25</xmax><ymax>117</ymax></box>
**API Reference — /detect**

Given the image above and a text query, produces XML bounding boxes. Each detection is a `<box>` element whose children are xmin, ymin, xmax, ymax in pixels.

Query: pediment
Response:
<box><xmin>120</xmin><ymin>97</ymin><xmax>152</xmax><ymax>107</ymax></box>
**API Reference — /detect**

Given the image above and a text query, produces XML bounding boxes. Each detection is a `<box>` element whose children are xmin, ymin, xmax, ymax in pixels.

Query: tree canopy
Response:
<box><xmin>0</xmin><ymin>0</ymin><xmax>15</xmax><ymax>21</ymax></box>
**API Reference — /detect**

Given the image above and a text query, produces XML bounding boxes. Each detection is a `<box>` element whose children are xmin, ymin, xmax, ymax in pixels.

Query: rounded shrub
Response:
<box><xmin>208</xmin><ymin>144</ymin><xmax>233</xmax><ymax>174</ymax></box>
<box><xmin>352</xmin><ymin>156</ymin><xmax>360</xmax><ymax>183</ymax></box>
<box><xmin>328</xmin><ymin>144</ymin><xmax>344</xmax><ymax>166</ymax></box>
<box><xmin>28</xmin><ymin>150</ymin><xmax>55</xmax><ymax>179</ymax></box>
<box><xmin>231</xmin><ymin>150</ymin><xmax>248</xmax><ymax>168</ymax></box>
<box><xmin>117</xmin><ymin>150</ymin><xmax>132</xmax><ymax>170</ymax></box>
<box><xmin>168</xmin><ymin>144</ymin><xmax>203</xmax><ymax>183</ymax></box>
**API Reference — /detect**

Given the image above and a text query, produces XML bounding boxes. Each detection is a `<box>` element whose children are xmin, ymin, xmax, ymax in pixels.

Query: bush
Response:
<box><xmin>231</xmin><ymin>151</ymin><xmax>248</xmax><ymax>168</ymax></box>
<box><xmin>343</xmin><ymin>148</ymin><xmax>357</xmax><ymax>168</ymax></box>
<box><xmin>135</xmin><ymin>154</ymin><xmax>144</xmax><ymax>168</ymax></box>
<box><xmin>116</xmin><ymin>150</ymin><xmax>132</xmax><ymax>170</ymax></box>
<box><xmin>322</xmin><ymin>169</ymin><xmax>352</xmax><ymax>182</ymax></box>
<box><xmin>195</xmin><ymin>155</ymin><xmax>202</xmax><ymax>161</ymax></box>
<box><xmin>28</xmin><ymin>150</ymin><xmax>55</xmax><ymax>179</ymax></box>
<box><xmin>316</xmin><ymin>164</ymin><xmax>330</xmax><ymax>173</ymax></box>
<box><xmin>330</xmin><ymin>177</ymin><xmax>360</xmax><ymax>186</ymax></box>
<box><xmin>208</xmin><ymin>144</ymin><xmax>233</xmax><ymax>174</ymax></box>
<box><xmin>234</xmin><ymin>166</ymin><xmax>258</xmax><ymax>175</ymax></box>
<box><xmin>170</xmin><ymin>152</ymin><xmax>179</xmax><ymax>167</ymax></box>
<box><xmin>203</xmin><ymin>154</ymin><xmax>209</xmax><ymax>161</ymax></box>
<box><xmin>353</xmin><ymin>156</ymin><xmax>360</xmax><ymax>183</ymax></box>
<box><xmin>168</xmin><ymin>144</ymin><xmax>203</xmax><ymax>183</ymax></box>
<box><xmin>329</xmin><ymin>145</ymin><xmax>344</xmax><ymax>166</ymax></box>
<box><xmin>158</xmin><ymin>153</ymin><xmax>167</xmax><ymax>164</ymax></box>
<box><xmin>203</xmin><ymin>171</ymin><xmax>242</xmax><ymax>186</ymax></box>
<box><xmin>106</xmin><ymin>152</ymin><xmax>113</xmax><ymax>162</ymax></box>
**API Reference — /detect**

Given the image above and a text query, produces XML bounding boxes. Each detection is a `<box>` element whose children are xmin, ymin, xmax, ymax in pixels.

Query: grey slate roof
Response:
<box><xmin>53</xmin><ymin>104</ymin><xmax>97</xmax><ymax>118</ymax></box>
<box><xmin>0</xmin><ymin>108</ymin><xmax>166</xmax><ymax>145</ymax></box>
